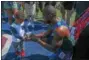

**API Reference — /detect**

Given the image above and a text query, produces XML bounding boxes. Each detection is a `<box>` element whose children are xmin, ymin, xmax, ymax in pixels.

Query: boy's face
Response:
<box><xmin>19</xmin><ymin>18</ymin><xmax>24</xmax><ymax>23</ymax></box>
<box><xmin>15</xmin><ymin>12</ymin><xmax>24</xmax><ymax>24</ymax></box>
<box><xmin>15</xmin><ymin>18</ymin><xmax>24</xmax><ymax>24</ymax></box>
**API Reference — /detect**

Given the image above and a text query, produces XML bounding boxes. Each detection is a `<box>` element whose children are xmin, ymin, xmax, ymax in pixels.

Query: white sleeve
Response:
<box><xmin>19</xmin><ymin>28</ymin><xmax>25</xmax><ymax>37</ymax></box>
<box><xmin>19</xmin><ymin>23</ymin><xmax>25</xmax><ymax>37</ymax></box>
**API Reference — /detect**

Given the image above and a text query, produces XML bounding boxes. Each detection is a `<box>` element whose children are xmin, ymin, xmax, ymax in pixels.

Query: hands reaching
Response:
<box><xmin>23</xmin><ymin>32</ymin><xmax>45</xmax><ymax>41</ymax></box>
<box><xmin>30</xmin><ymin>34</ymin><xmax>40</xmax><ymax>42</ymax></box>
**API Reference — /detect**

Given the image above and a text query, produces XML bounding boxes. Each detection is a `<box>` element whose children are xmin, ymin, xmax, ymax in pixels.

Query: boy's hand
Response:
<box><xmin>30</xmin><ymin>34</ymin><xmax>39</xmax><ymax>42</ymax></box>
<box><xmin>23</xmin><ymin>33</ymin><xmax>32</xmax><ymax>40</ymax></box>
<box><xmin>23</xmin><ymin>34</ymin><xmax>28</xmax><ymax>40</ymax></box>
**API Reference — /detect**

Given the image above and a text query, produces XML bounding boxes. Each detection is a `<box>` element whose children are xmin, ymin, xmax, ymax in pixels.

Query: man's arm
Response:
<box><xmin>37</xmin><ymin>37</ymin><xmax>63</xmax><ymax>52</ymax></box>
<box><xmin>41</xmin><ymin>29</ymin><xmax>52</xmax><ymax>41</ymax></box>
<box><xmin>44</xmin><ymin>29</ymin><xmax>53</xmax><ymax>36</ymax></box>
<box><xmin>33</xmin><ymin>37</ymin><xmax>55</xmax><ymax>52</ymax></box>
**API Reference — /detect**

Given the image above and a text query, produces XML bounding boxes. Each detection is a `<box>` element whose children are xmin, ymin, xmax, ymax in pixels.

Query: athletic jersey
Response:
<box><xmin>11</xmin><ymin>22</ymin><xmax>25</xmax><ymax>42</ymax></box>
<box><xmin>48</xmin><ymin>20</ymin><xmax>72</xmax><ymax>60</ymax></box>
<box><xmin>46</xmin><ymin>20</ymin><xmax>68</xmax><ymax>43</ymax></box>
<box><xmin>21</xmin><ymin>19</ymin><xmax>33</xmax><ymax>36</ymax></box>
<box><xmin>22</xmin><ymin>19</ymin><xmax>29</xmax><ymax>33</ymax></box>
<box><xmin>50</xmin><ymin>20</ymin><xmax>68</xmax><ymax>36</ymax></box>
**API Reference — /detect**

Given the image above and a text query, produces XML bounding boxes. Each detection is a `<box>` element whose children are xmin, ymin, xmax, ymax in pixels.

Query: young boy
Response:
<box><xmin>11</xmin><ymin>12</ymin><xmax>26</xmax><ymax>57</ymax></box>
<box><xmin>31</xmin><ymin>5</ymin><xmax>73</xmax><ymax>60</ymax></box>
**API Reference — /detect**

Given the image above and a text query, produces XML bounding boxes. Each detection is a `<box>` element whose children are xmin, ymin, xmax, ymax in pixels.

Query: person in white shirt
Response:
<box><xmin>24</xmin><ymin>2</ymin><xmax>36</xmax><ymax>21</ymax></box>
<box><xmin>11</xmin><ymin>13</ymin><xmax>26</xmax><ymax>57</ymax></box>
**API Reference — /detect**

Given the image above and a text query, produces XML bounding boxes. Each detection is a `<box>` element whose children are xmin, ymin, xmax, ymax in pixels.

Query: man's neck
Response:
<box><xmin>51</xmin><ymin>18</ymin><xmax>59</xmax><ymax>25</ymax></box>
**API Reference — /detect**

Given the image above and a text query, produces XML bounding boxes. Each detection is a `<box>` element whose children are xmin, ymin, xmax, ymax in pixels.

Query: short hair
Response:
<box><xmin>43</xmin><ymin>5</ymin><xmax>56</xmax><ymax>17</ymax></box>
<box><xmin>15</xmin><ymin>11</ymin><xmax>24</xmax><ymax>19</ymax></box>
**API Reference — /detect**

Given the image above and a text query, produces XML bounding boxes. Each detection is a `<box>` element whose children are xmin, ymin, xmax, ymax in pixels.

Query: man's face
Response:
<box><xmin>43</xmin><ymin>11</ymin><xmax>52</xmax><ymax>24</ymax></box>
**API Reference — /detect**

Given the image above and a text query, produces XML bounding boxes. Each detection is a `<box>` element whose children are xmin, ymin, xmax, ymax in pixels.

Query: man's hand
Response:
<box><xmin>30</xmin><ymin>34</ymin><xmax>40</xmax><ymax>42</ymax></box>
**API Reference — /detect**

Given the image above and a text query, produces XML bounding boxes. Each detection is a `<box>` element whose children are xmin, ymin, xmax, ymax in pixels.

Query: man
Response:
<box><xmin>57</xmin><ymin>1</ymin><xmax>76</xmax><ymax>25</ymax></box>
<box><xmin>31</xmin><ymin>5</ymin><xmax>73</xmax><ymax>60</ymax></box>
<box><xmin>24</xmin><ymin>1</ymin><xmax>36</xmax><ymax>21</ymax></box>
<box><xmin>72</xmin><ymin>24</ymin><xmax>89</xmax><ymax>60</ymax></box>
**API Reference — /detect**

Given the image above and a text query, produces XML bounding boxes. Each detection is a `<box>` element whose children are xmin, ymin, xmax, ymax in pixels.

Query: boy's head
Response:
<box><xmin>43</xmin><ymin>5</ymin><xmax>56</xmax><ymax>24</ymax></box>
<box><xmin>15</xmin><ymin>11</ymin><xmax>24</xmax><ymax>24</ymax></box>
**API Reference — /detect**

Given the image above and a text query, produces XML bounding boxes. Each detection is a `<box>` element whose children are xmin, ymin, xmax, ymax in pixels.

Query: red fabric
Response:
<box><xmin>74</xmin><ymin>7</ymin><xmax>89</xmax><ymax>40</ymax></box>
<box><xmin>20</xmin><ymin>49</ymin><xmax>25</xmax><ymax>57</ymax></box>
<box><xmin>35</xmin><ymin>32</ymin><xmax>45</xmax><ymax>38</ymax></box>
<box><xmin>15</xmin><ymin>51</ymin><xmax>20</xmax><ymax>56</ymax></box>
<box><xmin>74</xmin><ymin>15</ymin><xmax>89</xmax><ymax>40</ymax></box>
<box><xmin>1</xmin><ymin>36</ymin><xmax>7</xmax><ymax>49</ymax></box>
<box><xmin>74</xmin><ymin>7</ymin><xmax>89</xmax><ymax>27</ymax></box>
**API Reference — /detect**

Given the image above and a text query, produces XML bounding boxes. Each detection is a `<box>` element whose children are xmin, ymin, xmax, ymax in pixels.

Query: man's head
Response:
<box><xmin>43</xmin><ymin>5</ymin><xmax>56</xmax><ymax>24</ymax></box>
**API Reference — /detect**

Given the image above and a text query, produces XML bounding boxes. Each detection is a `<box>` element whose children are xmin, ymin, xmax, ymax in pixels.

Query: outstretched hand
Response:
<box><xmin>23</xmin><ymin>32</ymin><xmax>45</xmax><ymax>41</ymax></box>
<box><xmin>23</xmin><ymin>33</ymin><xmax>31</xmax><ymax>41</ymax></box>
<box><xmin>30</xmin><ymin>34</ymin><xmax>40</xmax><ymax>42</ymax></box>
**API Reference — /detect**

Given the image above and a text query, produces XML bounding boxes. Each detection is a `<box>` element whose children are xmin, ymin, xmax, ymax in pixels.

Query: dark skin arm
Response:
<box><xmin>31</xmin><ymin>34</ymin><xmax>63</xmax><ymax>52</ymax></box>
<box><xmin>37</xmin><ymin>38</ymin><xmax>55</xmax><ymax>52</ymax></box>
<box><xmin>44</xmin><ymin>29</ymin><xmax>53</xmax><ymax>37</ymax></box>
<box><xmin>41</xmin><ymin>29</ymin><xmax>53</xmax><ymax>42</ymax></box>
<box><xmin>31</xmin><ymin>34</ymin><xmax>55</xmax><ymax>52</ymax></box>
<box><xmin>23</xmin><ymin>29</ymin><xmax>52</xmax><ymax>41</ymax></box>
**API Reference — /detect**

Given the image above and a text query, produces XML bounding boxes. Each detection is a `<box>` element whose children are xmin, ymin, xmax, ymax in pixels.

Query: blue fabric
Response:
<box><xmin>48</xmin><ymin>54</ymin><xmax>57</xmax><ymax>60</ymax></box>
<box><xmin>49</xmin><ymin>49</ymin><xmax>65</xmax><ymax>60</ymax></box>
<box><xmin>86</xmin><ymin>22</ymin><xmax>89</xmax><ymax>27</ymax></box>
<box><xmin>2</xmin><ymin>22</ymin><xmax>11</xmax><ymax>31</ymax></box>
<box><xmin>48</xmin><ymin>20</ymin><xmax>72</xmax><ymax>59</ymax></box>
<box><xmin>50</xmin><ymin>20</ymin><xmax>68</xmax><ymax>36</ymax></box>
<box><xmin>10</xmin><ymin>26</ymin><xmax>23</xmax><ymax>40</ymax></box>
<box><xmin>11</xmin><ymin>23</ymin><xmax>25</xmax><ymax>41</ymax></box>
<box><xmin>45</xmin><ymin>20</ymin><xmax>68</xmax><ymax>45</ymax></box>
<box><xmin>56</xmin><ymin>48</ymin><xmax>72</xmax><ymax>60</ymax></box>
<box><xmin>52</xmin><ymin>20</ymin><xmax>68</xmax><ymax>30</ymax></box>
<box><xmin>22</xmin><ymin>19</ymin><xmax>30</xmax><ymax>33</ymax></box>
<box><xmin>2</xmin><ymin>18</ymin><xmax>8</xmax><ymax>22</ymax></box>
